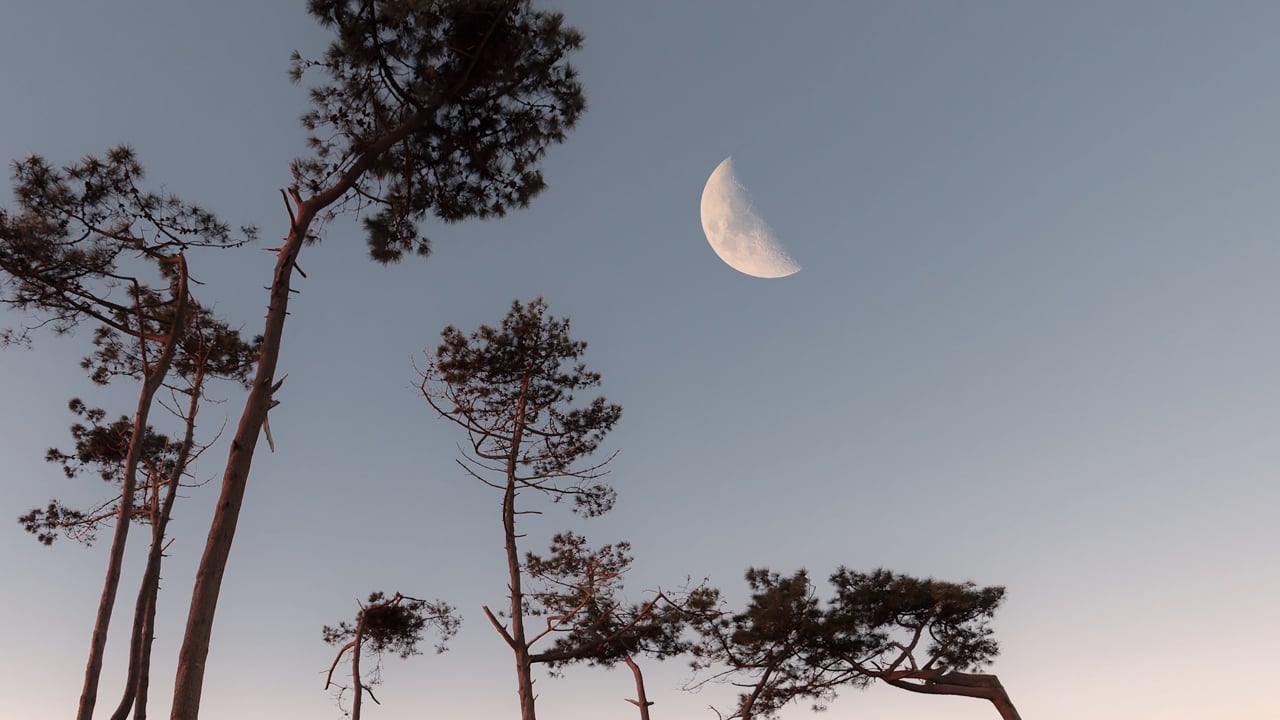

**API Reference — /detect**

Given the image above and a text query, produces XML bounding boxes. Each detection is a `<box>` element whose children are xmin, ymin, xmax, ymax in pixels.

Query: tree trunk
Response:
<box><xmin>506</xmin><ymin>378</ymin><xmax>536</xmax><ymax>720</ymax></box>
<box><xmin>622</xmin><ymin>654</ymin><xmax>652</xmax><ymax>720</ymax></box>
<box><xmin>112</xmin><ymin>368</ymin><xmax>202</xmax><ymax>720</ymax></box>
<box><xmin>738</xmin><ymin>663</ymin><xmax>776</xmax><ymax>720</ymax></box>
<box><xmin>882</xmin><ymin>671</ymin><xmax>1022</xmax><ymax>720</ymax></box>
<box><xmin>169</xmin><ymin>204</ymin><xmax>312</xmax><ymax>719</ymax></box>
<box><xmin>167</xmin><ymin>12</ymin><xmax>527</xmax><ymax>711</ymax></box>
<box><xmin>169</xmin><ymin>102</ymin><xmax>441</xmax><ymax>720</ymax></box>
<box><xmin>350</xmin><ymin>609</ymin><xmax>366</xmax><ymax>720</ymax></box>
<box><xmin>77</xmin><ymin>260</ymin><xmax>188</xmax><ymax>720</ymax></box>
<box><xmin>132</xmin><ymin>588</ymin><xmax>155</xmax><ymax>720</ymax></box>
<box><xmin>505</xmin><ymin>466</ymin><xmax>537</xmax><ymax>720</ymax></box>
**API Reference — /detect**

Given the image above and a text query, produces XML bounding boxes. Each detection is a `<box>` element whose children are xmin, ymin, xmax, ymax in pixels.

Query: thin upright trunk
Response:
<box><xmin>132</xmin><ymin>590</ymin><xmax>155</xmax><ymax>720</ymax></box>
<box><xmin>505</xmin><ymin>461</ymin><xmax>537</xmax><ymax>720</ymax></box>
<box><xmin>622</xmin><ymin>654</ymin><xmax>652</xmax><ymax>720</ymax></box>
<box><xmin>350</xmin><ymin>610</ymin><xmax>366</xmax><ymax>720</ymax></box>
<box><xmin>505</xmin><ymin>377</ymin><xmax>536</xmax><ymax>720</ymax></box>
<box><xmin>77</xmin><ymin>259</ymin><xmax>188</xmax><ymax>720</ymax></box>
<box><xmin>112</xmin><ymin>366</ymin><xmax>203</xmax><ymax>720</ymax></box>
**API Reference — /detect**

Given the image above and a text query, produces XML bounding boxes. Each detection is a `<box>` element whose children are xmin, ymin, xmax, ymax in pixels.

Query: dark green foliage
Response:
<box><xmin>525</xmin><ymin>532</ymin><xmax>693</xmax><ymax>670</ymax></box>
<box><xmin>18</xmin><ymin>501</ymin><xmax>88</xmax><ymax>547</ymax></box>
<box><xmin>827</xmin><ymin>568</ymin><xmax>1004</xmax><ymax>673</ymax></box>
<box><xmin>18</xmin><ymin>400</ymin><xmax>175</xmax><ymax>547</ymax></box>
<box><xmin>323</xmin><ymin>591</ymin><xmax>460</xmax><ymax>658</ymax></box>
<box><xmin>16</xmin><ymin>304</ymin><xmax>257</xmax><ymax>545</ymax></box>
<box><xmin>422</xmin><ymin>297</ymin><xmax>622</xmax><ymax>516</ymax></box>
<box><xmin>84</xmin><ymin>303</ymin><xmax>259</xmax><ymax>388</ymax></box>
<box><xmin>689</xmin><ymin>568</ymin><xmax>1008</xmax><ymax>719</ymax></box>
<box><xmin>290</xmin><ymin>0</ymin><xmax>586</xmax><ymax>262</ymax></box>
<box><xmin>524</xmin><ymin>532</ymin><xmax>633</xmax><ymax>623</ymax></box>
<box><xmin>689</xmin><ymin>570</ymin><xmax>851</xmax><ymax>718</ymax></box>
<box><xmin>18</xmin><ymin>308</ymin><xmax>258</xmax><ymax>548</ymax></box>
<box><xmin>0</xmin><ymin>147</ymin><xmax>253</xmax><ymax>345</ymax></box>
<box><xmin>46</xmin><ymin>399</ymin><xmax>172</xmax><ymax>482</ymax></box>
<box><xmin>423</xmin><ymin>299</ymin><xmax>692</xmax><ymax>720</ymax></box>
<box><xmin>322</xmin><ymin>591</ymin><xmax>460</xmax><ymax>716</ymax></box>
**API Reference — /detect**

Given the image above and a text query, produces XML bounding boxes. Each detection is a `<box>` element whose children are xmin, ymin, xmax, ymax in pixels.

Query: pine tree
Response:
<box><xmin>420</xmin><ymin>298</ymin><xmax>621</xmax><ymax>720</ymax></box>
<box><xmin>0</xmin><ymin>147</ymin><xmax>252</xmax><ymax>720</ymax></box>
<box><xmin>688</xmin><ymin>567</ymin><xmax>1020</xmax><ymax>720</ymax></box>
<box><xmin>322</xmin><ymin>591</ymin><xmax>459</xmax><ymax>720</ymax></box>
<box><xmin>171</xmin><ymin>4</ymin><xmax>586</xmax><ymax>717</ymax></box>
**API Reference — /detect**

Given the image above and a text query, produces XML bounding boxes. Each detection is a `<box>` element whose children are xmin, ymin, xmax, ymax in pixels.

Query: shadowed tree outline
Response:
<box><xmin>687</xmin><ymin>568</ymin><xmax>1020</xmax><ymax>720</ymax></box>
<box><xmin>16</xmin><ymin>306</ymin><xmax>257</xmax><ymax>720</ymax></box>
<box><xmin>522</xmin><ymin>532</ymin><xmax>705</xmax><ymax>720</ymax></box>
<box><xmin>170</xmin><ymin>5</ymin><xmax>587</xmax><ymax>716</ymax></box>
<box><xmin>420</xmin><ymin>298</ymin><xmax>628</xmax><ymax>720</ymax></box>
<box><xmin>0</xmin><ymin>147</ymin><xmax>252</xmax><ymax>720</ymax></box>
<box><xmin>108</xmin><ymin>308</ymin><xmax>257</xmax><ymax>720</ymax></box>
<box><xmin>322</xmin><ymin>591</ymin><xmax>460</xmax><ymax>720</ymax></box>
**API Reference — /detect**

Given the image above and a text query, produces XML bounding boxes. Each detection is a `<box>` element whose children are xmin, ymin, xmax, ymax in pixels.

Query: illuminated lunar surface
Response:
<box><xmin>699</xmin><ymin>156</ymin><xmax>800</xmax><ymax>278</ymax></box>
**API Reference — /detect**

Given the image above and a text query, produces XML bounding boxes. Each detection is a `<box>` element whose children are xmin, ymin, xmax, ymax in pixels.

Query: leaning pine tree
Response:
<box><xmin>171</xmin><ymin>3</ymin><xmax>586</xmax><ymax>718</ymax></box>
<box><xmin>0</xmin><ymin>148</ymin><xmax>253</xmax><ymax>720</ymax></box>
<box><xmin>687</xmin><ymin>567</ymin><xmax>1020</xmax><ymax>720</ymax></box>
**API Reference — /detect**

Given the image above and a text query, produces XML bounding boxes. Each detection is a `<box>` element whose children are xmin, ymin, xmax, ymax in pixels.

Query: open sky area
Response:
<box><xmin>3</xmin><ymin>2</ymin><xmax>1279</xmax><ymax>719</ymax></box>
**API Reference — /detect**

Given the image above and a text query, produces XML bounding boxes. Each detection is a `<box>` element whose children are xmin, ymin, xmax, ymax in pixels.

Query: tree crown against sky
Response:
<box><xmin>421</xmin><ymin>297</ymin><xmax>632</xmax><ymax>720</ymax></box>
<box><xmin>291</xmin><ymin>0</ymin><xmax>586</xmax><ymax>261</ymax></box>
<box><xmin>423</xmin><ymin>296</ymin><xmax>622</xmax><ymax>512</ymax></box>
<box><xmin>323</xmin><ymin>591</ymin><xmax>460</xmax><ymax>720</ymax></box>
<box><xmin>0</xmin><ymin>147</ymin><xmax>253</xmax><ymax>346</ymax></box>
<box><xmin>4</xmin><ymin>4</ymin><xmax>592</xmax><ymax>718</ymax></box>
<box><xmin>689</xmin><ymin>567</ymin><xmax>1014</xmax><ymax>720</ymax></box>
<box><xmin>170</xmin><ymin>5</ymin><xmax>591</xmax><ymax>716</ymax></box>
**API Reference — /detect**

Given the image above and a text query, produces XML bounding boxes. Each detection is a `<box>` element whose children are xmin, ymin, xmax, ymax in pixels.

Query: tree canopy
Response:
<box><xmin>689</xmin><ymin>567</ymin><xmax>1019</xmax><ymax>720</ymax></box>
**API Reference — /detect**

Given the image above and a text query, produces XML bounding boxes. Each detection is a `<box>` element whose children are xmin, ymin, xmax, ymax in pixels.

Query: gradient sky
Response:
<box><xmin>3</xmin><ymin>2</ymin><xmax>1279</xmax><ymax>719</ymax></box>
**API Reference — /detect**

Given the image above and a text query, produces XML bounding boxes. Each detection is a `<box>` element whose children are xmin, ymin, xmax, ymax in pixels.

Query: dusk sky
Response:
<box><xmin>3</xmin><ymin>2</ymin><xmax>1280</xmax><ymax>719</ymax></box>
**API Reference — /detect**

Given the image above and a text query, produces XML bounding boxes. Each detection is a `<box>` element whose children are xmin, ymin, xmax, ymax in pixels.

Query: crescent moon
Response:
<box><xmin>699</xmin><ymin>157</ymin><xmax>800</xmax><ymax>278</ymax></box>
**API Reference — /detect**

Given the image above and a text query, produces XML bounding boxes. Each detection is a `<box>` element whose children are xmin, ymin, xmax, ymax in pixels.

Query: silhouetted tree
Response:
<box><xmin>109</xmin><ymin>309</ymin><xmax>255</xmax><ymax>720</ymax></box>
<box><xmin>17</xmin><ymin>307</ymin><xmax>255</xmax><ymax>720</ymax></box>
<box><xmin>421</xmin><ymin>299</ymin><xmax>700</xmax><ymax>719</ymax></box>
<box><xmin>526</xmin><ymin>532</ymin><xmax>709</xmax><ymax>720</ymax></box>
<box><xmin>422</xmin><ymin>298</ymin><xmax>636</xmax><ymax>720</ymax></box>
<box><xmin>323</xmin><ymin>591</ymin><xmax>460</xmax><ymax>720</ymax></box>
<box><xmin>0</xmin><ymin>147</ymin><xmax>251</xmax><ymax>720</ymax></box>
<box><xmin>688</xmin><ymin>568</ymin><xmax>1019</xmax><ymax>720</ymax></box>
<box><xmin>172</xmin><ymin>5</ymin><xmax>586</xmax><ymax>716</ymax></box>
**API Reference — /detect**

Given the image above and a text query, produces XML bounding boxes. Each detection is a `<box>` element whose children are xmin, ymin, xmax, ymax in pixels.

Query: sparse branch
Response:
<box><xmin>484</xmin><ymin>605</ymin><xmax>517</xmax><ymax>648</ymax></box>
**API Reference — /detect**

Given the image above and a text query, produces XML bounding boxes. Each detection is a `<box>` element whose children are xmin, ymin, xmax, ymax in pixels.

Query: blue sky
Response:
<box><xmin>3</xmin><ymin>2</ymin><xmax>1279</xmax><ymax>719</ymax></box>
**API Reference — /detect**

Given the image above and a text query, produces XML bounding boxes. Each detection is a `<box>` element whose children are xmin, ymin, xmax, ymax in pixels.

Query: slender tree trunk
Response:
<box><xmin>168</xmin><ymin>201</ymin><xmax>314</xmax><ymax>719</ymax></box>
<box><xmin>350</xmin><ymin>610</ymin><xmax>366</xmax><ymax>720</ymax></box>
<box><xmin>112</xmin><ymin>368</ymin><xmax>202</xmax><ymax>720</ymax></box>
<box><xmin>108</xmin><ymin>486</ymin><xmax>160</xmax><ymax>720</ymax></box>
<box><xmin>169</xmin><ymin>103</ymin><xmax>441</xmax><ymax>720</ymax></box>
<box><xmin>132</xmin><ymin>590</ymin><xmax>155</xmax><ymax>720</ymax></box>
<box><xmin>78</xmin><ymin>260</ymin><xmax>188</xmax><ymax>720</ymax></box>
<box><xmin>507</xmin><ymin>377</ymin><xmax>536</xmax><ymax>720</ymax></box>
<box><xmin>739</xmin><ymin>663</ymin><xmax>775</xmax><ymax>720</ymax></box>
<box><xmin>622</xmin><ymin>654</ymin><xmax>652</xmax><ymax>720</ymax></box>
<box><xmin>167</xmin><ymin>12</ymin><xmax>525</xmax><ymax>714</ymax></box>
<box><xmin>505</xmin><ymin>463</ymin><xmax>537</xmax><ymax>720</ymax></box>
